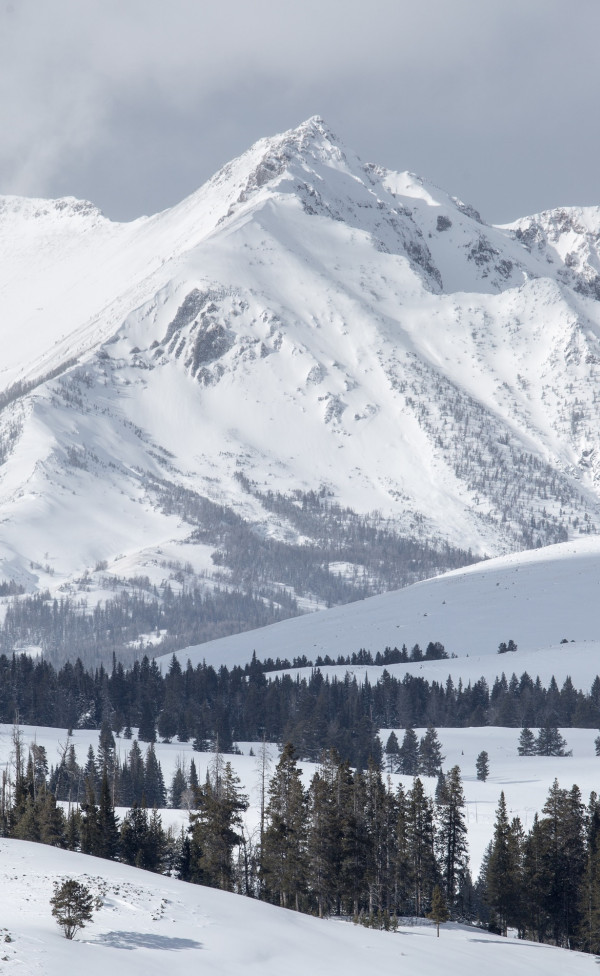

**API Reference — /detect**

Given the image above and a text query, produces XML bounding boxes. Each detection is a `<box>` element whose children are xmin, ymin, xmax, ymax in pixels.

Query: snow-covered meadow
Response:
<box><xmin>2</xmin><ymin>722</ymin><xmax>599</xmax><ymax>878</ymax></box>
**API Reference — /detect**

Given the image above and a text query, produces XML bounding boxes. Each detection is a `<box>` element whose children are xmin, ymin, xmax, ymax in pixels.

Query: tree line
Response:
<box><xmin>0</xmin><ymin>727</ymin><xmax>471</xmax><ymax>926</ymax></box>
<box><xmin>2</xmin><ymin>651</ymin><xmax>600</xmax><ymax>771</ymax></box>
<box><xmin>480</xmin><ymin>780</ymin><xmax>600</xmax><ymax>952</ymax></box>
<box><xmin>5</xmin><ymin>721</ymin><xmax>600</xmax><ymax>954</ymax></box>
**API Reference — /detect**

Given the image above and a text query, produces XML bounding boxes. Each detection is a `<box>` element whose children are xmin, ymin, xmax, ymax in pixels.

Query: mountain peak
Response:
<box><xmin>228</xmin><ymin>114</ymin><xmax>354</xmax><ymax>191</ymax></box>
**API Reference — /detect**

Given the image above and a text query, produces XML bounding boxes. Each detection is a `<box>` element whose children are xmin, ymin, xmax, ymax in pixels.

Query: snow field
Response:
<box><xmin>0</xmin><ymin>838</ymin><xmax>597</xmax><ymax>976</ymax></box>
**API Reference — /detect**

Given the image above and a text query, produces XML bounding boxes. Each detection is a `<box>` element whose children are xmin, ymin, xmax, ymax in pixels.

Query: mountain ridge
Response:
<box><xmin>2</xmin><ymin>117</ymin><xmax>600</xmax><ymax>661</ymax></box>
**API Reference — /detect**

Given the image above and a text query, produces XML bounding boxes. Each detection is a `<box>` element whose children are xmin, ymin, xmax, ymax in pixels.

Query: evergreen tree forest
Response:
<box><xmin>1</xmin><ymin>650</ymin><xmax>600</xmax><ymax>765</ymax></box>
<box><xmin>5</xmin><ymin>720</ymin><xmax>600</xmax><ymax>953</ymax></box>
<box><xmin>3</xmin><ymin>647</ymin><xmax>600</xmax><ymax>953</ymax></box>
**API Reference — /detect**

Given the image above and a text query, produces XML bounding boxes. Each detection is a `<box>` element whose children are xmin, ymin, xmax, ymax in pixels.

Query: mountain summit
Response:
<box><xmin>2</xmin><ymin>118</ymin><xmax>600</xmax><ymax>637</ymax></box>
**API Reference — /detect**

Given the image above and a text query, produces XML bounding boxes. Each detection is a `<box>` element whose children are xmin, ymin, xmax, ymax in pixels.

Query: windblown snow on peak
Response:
<box><xmin>2</xmin><ymin>117</ymin><xmax>600</xmax><ymax>661</ymax></box>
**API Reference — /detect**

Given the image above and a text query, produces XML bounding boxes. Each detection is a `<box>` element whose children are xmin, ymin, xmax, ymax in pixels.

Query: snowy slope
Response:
<box><xmin>3</xmin><ymin>117</ymin><xmax>600</xmax><ymax>615</ymax></box>
<box><xmin>1</xmin><ymin>839</ymin><xmax>596</xmax><ymax>976</ymax></box>
<box><xmin>158</xmin><ymin>536</ymin><xmax>600</xmax><ymax>688</ymax></box>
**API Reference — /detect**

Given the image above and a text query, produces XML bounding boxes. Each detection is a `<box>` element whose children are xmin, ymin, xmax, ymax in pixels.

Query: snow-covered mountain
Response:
<box><xmin>3</xmin><ymin>116</ymin><xmax>600</xmax><ymax>624</ymax></box>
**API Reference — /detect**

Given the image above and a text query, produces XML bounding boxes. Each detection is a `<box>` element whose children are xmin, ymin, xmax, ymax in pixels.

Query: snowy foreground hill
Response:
<box><xmin>3</xmin><ymin>116</ymin><xmax>600</xmax><ymax>635</ymax></box>
<box><xmin>0</xmin><ymin>838</ymin><xmax>596</xmax><ymax>976</ymax></box>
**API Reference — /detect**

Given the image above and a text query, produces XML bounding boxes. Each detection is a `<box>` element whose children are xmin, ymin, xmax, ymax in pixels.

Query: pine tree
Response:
<box><xmin>97</xmin><ymin>766</ymin><xmax>120</xmax><ymax>860</ymax></box>
<box><xmin>189</xmin><ymin>758</ymin><xmax>248</xmax><ymax>891</ymax></box>
<box><xmin>485</xmin><ymin>792</ymin><xmax>523</xmax><ymax>935</ymax></box>
<box><xmin>436</xmin><ymin>766</ymin><xmax>469</xmax><ymax>911</ymax></box>
<box><xmin>517</xmin><ymin>727</ymin><xmax>536</xmax><ymax>756</ymax></box>
<box><xmin>97</xmin><ymin>721</ymin><xmax>116</xmax><ymax>780</ymax></box>
<box><xmin>406</xmin><ymin>777</ymin><xmax>437</xmax><ymax>916</ymax></box>
<box><xmin>126</xmin><ymin>739</ymin><xmax>145</xmax><ymax>804</ymax></box>
<box><xmin>158</xmin><ymin>699</ymin><xmax>178</xmax><ymax>743</ymax></box>
<box><xmin>533</xmin><ymin>779</ymin><xmax>586</xmax><ymax>945</ymax></box>
<box><xmin>536</xmin><ymin>726</ymin><xmax>569</xmax><ymax>757</ymax></box>
<box><xmin>38</xmin><ymin>788</ymin><xmax>67</xmax><ymax>847</ymax></box>
<box><xmin>120</xmin><ymin>804</ymin><xmax>150</xmax><ymax>867</ymax></box>
<box><xmin>475</xmin><ymin>751</ymin><xmax>489</xmax><ymax>782</ymax></box>
<box><xmin>79</xmin><ymin>777</ymin><xmax>100</xmax><ymax>855</ymax></box>
<box><xmin>143</xmin><ymin>744</ymin><xmax>166</xmax><ymax>808</ymax></box>
<box><xmin>427</xmin><ymin>884</ymin><xmax>450</xmax><ymax>936</ymax></box>
<box><xmin>418</xmin><ymin>727</ymin><xmax>444</xmax><ymax>777</ymax></box>
<box><xmin>306</xmin><ymin>763</ymin><xmax>340</xmax><ymax>917</ymax></box>
<box><xmin>577</xmin><ymin>792</ymin><xmax>600</xmax><ymax>953</ymax></box>
<box><xmin>83</xmin><ymin>745</ymin><xmax>99</xmax><ymax>795</ymax></box>
<box><xmin>169</xmin><ymin>758</ymin><xmax>188</xmax><ymax>809</ymax></box>
<box><xmin>384</xmin><ymin>731</ymin><xmax>400</xmax><ymax>774</ymax></box>
<box><xmin>392</xmin><ymin>783</ymin><xmax>413</xmax><ymax>916</ymax></box>
<box><xmin>363</xmin><ymin>759</ymin><xmax>392</xmax><ymax>915</ymax></box>
<box><xmin>261</xmin><ymin>743</ymin><xmax>307</xmax><ymax>910</ymax></box>
<box><xmin>50</xmin><ymin>879</ymin><xmax>96</xmax><ymax>939</ymax></box>
<box><xmin>336</xmin><ymin>760</ymin><xmax>367</xmax><ymax>916</ymax></box>
<box><xmin>138</xmin><ymin>697</ymin><xmax>157</xmax><ymax>743</ymax></box>
<box><xmin>398</xmin><ymin>728</ymin><xmax>420</xmax><ymax>776</ymax></box>
<box><xmin>522</xmin><ymin>812</ymin><xmax>549</xmax><ymax>942</ymax></box>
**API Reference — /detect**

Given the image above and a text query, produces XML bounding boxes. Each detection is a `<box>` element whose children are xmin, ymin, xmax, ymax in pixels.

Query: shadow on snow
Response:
<box><xmin>91</xmin><ymin>931</ymin><xmax>203</xmax><ymax>951</ymax></box>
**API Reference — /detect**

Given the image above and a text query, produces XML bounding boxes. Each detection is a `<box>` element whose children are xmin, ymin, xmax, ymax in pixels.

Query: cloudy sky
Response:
<box><xmin>1</xmin><ymin>0</ymin><xmax>598</xmax><ymax>224</ymax></box>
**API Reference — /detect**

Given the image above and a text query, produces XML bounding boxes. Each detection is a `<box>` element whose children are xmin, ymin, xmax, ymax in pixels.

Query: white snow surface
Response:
<box><xmin>1</xmin><ymin>838</ymin><xmax>597</xmax><ymax>976</ymax></box>
<box><xmin>3</xmin><ymin>117</ymin><xmax>600</xmax><ymax>600</ymax></box>
<box><xmin>158</xmin><ymin>536</ymin><xmax>600</xmax><ymax>689</ymax></box>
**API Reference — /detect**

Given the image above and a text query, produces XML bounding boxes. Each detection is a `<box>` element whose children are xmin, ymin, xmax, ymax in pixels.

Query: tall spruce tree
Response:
<box><xmin>517</xmin><ymin>727</ymin><xmax>536</xmax><ymax>756</ymax></box>
<box><xmin>436</xmin><ymin>766</ymin><xmax>469</xmax><ymax>911</ymax></box>
<box><xmin>306</xmin><ymin>761</ymin><xmax>340</xmax><ymax>917</ymax></box>
<box><xmin>577</xmin><ymin>792</ymin><xmax>600</xmax><ymax>953</ymax></box>
<box><xmin>406</xmin><ymin>777</ymin><xmax>437</xmax><ymax>916</ymax></box>
<box><xmin>418</xmin><ymin>727</ymin><xmax>444</xmax><ymax>777</ymax></box>
<box><xmin>536</xmin><ymin>726</ymin><xmax>569</xmax><ymax>757</ymax></box>
<box><xmin>532</xmin><ymin>779</ymin><xmax>586</xmax><ymax>945</ymax></box>
<box><xmin>261</xmin><ymin>743</ymin><xmax>307</xmax><ymax>910</ymax></box>
<box><xmin>485</xmin><ymin>792</ymin><xmax>523</xmax><ymax>935</ymax></box>
<box><xmin>398</xmin><ymin>728</ymin><xmax>420</xmax><ymax>776</ymax></box>
<box><xmin>189</xmin><ymin>758</ymin><xmax>248</xmax><ymax>891</ymax></box>
<box><xmin>475</xmin><ymin>751</ymin><xmax>489</xmax><ymax>782</ymax></box>
<box><xmin>97</xmin><ymin>766</ymin><xmax>120</xmax><ymax>860</ymax></box>
<box><xmin>143</xmin><ymin>744</ymin><xmax>166</xmax><ymax>808</ymax></box>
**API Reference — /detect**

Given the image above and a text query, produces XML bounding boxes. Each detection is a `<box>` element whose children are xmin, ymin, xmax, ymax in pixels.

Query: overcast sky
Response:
<box><xmin>1</xmin><ymin>0</ymin><xmax>598</xmax><ymax>224</ymax></box>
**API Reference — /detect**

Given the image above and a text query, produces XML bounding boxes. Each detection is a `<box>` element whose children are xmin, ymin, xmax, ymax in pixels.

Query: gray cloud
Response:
<box><xmin>1</xmin><ymin>0</ymin><xmax>599</xmax><ymax>222</ymax></box>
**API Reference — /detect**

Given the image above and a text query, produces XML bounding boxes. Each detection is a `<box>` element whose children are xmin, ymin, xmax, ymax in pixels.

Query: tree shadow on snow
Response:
<box><xmin>91</xmin><ymin>931</ymin><xmax>203</xmax><ymax>951</ymax></box>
